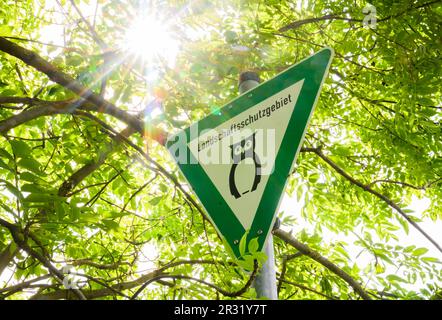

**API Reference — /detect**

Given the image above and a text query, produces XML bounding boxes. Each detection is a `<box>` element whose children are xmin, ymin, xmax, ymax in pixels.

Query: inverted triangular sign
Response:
<box><xmin>166</xmin><ymin>48</ymin><xmax>334</xmax><ymax>258</ymax></box>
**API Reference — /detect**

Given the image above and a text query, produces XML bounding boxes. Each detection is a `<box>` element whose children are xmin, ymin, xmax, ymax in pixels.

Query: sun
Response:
<box><xmin>123</xmin><ymin>14</ymin><xmax>180</xmax><ymax>67</ymax></box>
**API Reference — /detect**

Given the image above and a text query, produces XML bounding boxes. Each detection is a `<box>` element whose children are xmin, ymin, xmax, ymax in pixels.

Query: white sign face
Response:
<box><xmin>188</xmin><ymin>80</ymin><xmax>304</xmax><ymax>229</ymax></box>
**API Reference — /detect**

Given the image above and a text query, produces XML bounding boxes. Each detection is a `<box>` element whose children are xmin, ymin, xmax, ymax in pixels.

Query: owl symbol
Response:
<box><xmin>229</xmin><ymin>132</ymin><xmax>261</xmax><ymax>199</ymax></box>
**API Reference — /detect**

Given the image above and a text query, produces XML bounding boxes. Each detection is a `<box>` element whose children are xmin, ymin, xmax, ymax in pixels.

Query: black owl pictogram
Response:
<box><xmin>229</xmin><ymin>132</ymin><xmax>261</xmax><ymax>199</ymax></box>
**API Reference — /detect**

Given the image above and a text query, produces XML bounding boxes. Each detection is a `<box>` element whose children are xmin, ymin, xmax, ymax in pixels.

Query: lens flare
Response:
<box><xmin>124</xmin><ymin>15</ymin><xmax>180</xmax><ymax>67</ymax></box>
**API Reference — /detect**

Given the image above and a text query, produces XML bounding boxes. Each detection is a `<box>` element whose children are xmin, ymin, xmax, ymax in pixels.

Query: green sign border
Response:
<box><xmin>166</xmin><ymin>48</ymin><xmax>334</xmax><ymax>258</ymax></box>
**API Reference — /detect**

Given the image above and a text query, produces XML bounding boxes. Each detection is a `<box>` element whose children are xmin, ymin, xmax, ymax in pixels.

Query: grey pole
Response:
<box><xmin>239</xmin><ymin>71</ymin><xmax>278</xmax><ymax>300</ymax></box>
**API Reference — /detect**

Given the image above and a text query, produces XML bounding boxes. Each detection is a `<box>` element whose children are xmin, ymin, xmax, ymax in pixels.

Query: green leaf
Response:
<box><xmin>10</xmin><ymin>140</ymin><xmax>32</xmax><ymax>158</ymax></box>
<box><xmin>0</xmin><ymin>25</ymin><xmax>13</xmax><ymax>36</ymax></box>
<box><xmin>235</xmin><ymin>259</ymin><xmax>250</xmax><ymax>270</ymax></box>
<box><xmin>55</xmin><ymin>201</ymin><xmax>65</xmax><ymax>219</ymax></box>
<box><xmin>0</xmin><ymin>148</ymin><xmax>13</xmax><ymax>161</ymax></box>
<box><xmin>421</xmin><ymin>257</ymin><xmax>440</xmax><ymax>263</ymax></box>
<box><xmin>296</xmin><ymin>186</ymin><xmax>303</xmax><ymax>202</ymax></box>
<box><xmin>412</xmin><ymin>248</ymin><xmax>429</xmax><ymax>256</ymax></box>
<box><xmin>159</xmin><ymin>183</ymin><xmax>168</xmax><ymax>193</ymax></box>
<box><xmin>386</xmin><ymin>274</ymin><xmax>406</xmax><ymax>283</ymax></box>
<box><xmin>0</xmin><ymin>203</ymin><xmax>15</xmax><ymax>215</ymax></box>
<box><xmin>0</xmin><ymin>179</ymin><xmax>23</xmax><ymax>201</ymax></box>
<box><xmin>320</xmin><ymin>277</ymin><xmax>332</xmax><ymax>294</ymax></box>
<box><xmin>47</xmin><ymin>85</ymin><xmax>64</xmax><ymax>96</ymax></box>
<box><xmin>18</xmin><ymin>158</ymin><xmax>42</xmax><ymax>174</ymax></box>
<box><xmin>309</xmin><ymin>173</ymin><xmax>319</xmax><ymax>183</ymax></box>
<box><xmin>19</xmin><ymin>172</ymin><xmax>41</xmax><ymax>183</ymax></box>
<box><xmin>149</xmin><ymin>196</ymin><xmax>162</xmax><ymax>206</ymax></box>
<box><xmin>376</xmin><ymin>252</ymin><xmax>394</xmax><ymax>265</ymax></box>
<box><xmin>239</xmin><ymin>231</ymin><xmax>248</xmax><ymax>257</ymax></box>
<box><xmin>102</xmin><ymin>219</ymin><xmax>119</xmax><ymax>230</ymax></box>
<box><xmin>78</xmin><ymin>212</ymin><xmax>98</xmax><ymax>223</ymax></box>
<box><xmin>24</xmin><ymin>193</ymin><xmax>59</xmax><ymax>203</ymax></box>
<box><xmin>0</xmin><ymin>158</ymin><xmax>12</xmax><ymax>172</ymax></box>
<box><xmin>236</xmin><ymin>255</ymin><xmax>255</xmax><ymax>271</ymax></box>
<box><xmin>71</xmin><ymin>204</ymin><xmax>80</xmax><ymax>221</ymax></box>
<box><xmin>224</xmin><ymin>30</ymin><xmax>237</xmax><ymax>43</ymax></box>
<box><xmin>21</xmin><ymin>184</ymin><xmax>46</xmax><ymax>193</ymax></box>
<box><xmin>397</xmin><ymin>216</ymin><xmax>409</xmax><ymax>235</ymax></box>
<box><xmin>335</xmin><ymin>245</ymin><xmax>350</xmax><ymax>259</ymax></box>
<box><xmin>375</xmin><ymin>263</ymin><xmax>385</xmax><ymax>274</ymax></box>
<box><xmin>248</xmin><ymin>237</ymin><xmax>259</xmax><ymax>254</ymax></box>
<box><xmin>251</xmin><ymin>251</ymin><xmax>268</xmax><ymax>264</ymax></box>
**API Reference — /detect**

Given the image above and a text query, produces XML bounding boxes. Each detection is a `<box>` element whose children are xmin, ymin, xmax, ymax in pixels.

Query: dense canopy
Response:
<box><xmin>0</xmin><ymin>0</ymin><xmax>441</xmax><ymax>300</ymax></box>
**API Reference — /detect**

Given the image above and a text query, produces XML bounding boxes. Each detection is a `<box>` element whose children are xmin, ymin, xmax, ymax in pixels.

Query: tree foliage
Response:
<box><xmin>0</xmin><ymin>0</ymin><xmax>441</xmax><ymax>300</ymax></box>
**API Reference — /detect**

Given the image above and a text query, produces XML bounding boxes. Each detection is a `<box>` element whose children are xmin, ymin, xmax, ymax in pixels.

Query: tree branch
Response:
<box><xmin>29</xmin><ymin>259</ymin><xmax>235</xmax><ymax>300</ymax></box>
<box><xmin>0</xmin><ymin>39</ymin><xmax>202</xmax><ymax>226</ymax></box>
<box><xmin>0</xmin><ymin>37</ymin><xmax>166</xmax><ymax>144</ymax></box>
<box><xmin>367</xmin><ymin>178</ymin><xmax>441</xmax><ymax>190</ymax></box>
<box><xmin>56</xmin><ymin>259</ymin><xmax>130</xmax><ymax>270</ymax></box>
<box><xmin>0</xmin><ymin>242</ymin><xmax>17</xmax><ymax>276</ymax></box>
<box><xmin>273</xmin><ymin>228</ymin><xmax>371</xmax><ymax>300</ymax></box>
<box><xmin>131</xmin><ymin>260</ymin><xmax>259</xmax><ymax>299</ymax></box>
<box><xmin>0</xmin><ymin>274</ymin><xmax>51</xmax><ymax>295</ymax></box>
<box><xmin>2</xmin><ymin>36</ymin><xmax>81</xmax><ymax>51</ymax></box>
<box><xmin>68</xmin><ymin>0</ymin><xmax>107</xmax><ymax>50</ymax></box>
<box><xmin>0</xmin><ymin>99</ymin><xmax>76</xmax><ymax>134</ymax></box>
<box><xmin>0</xmin><ymin>96</ymin><xmax>46</xmax><ymax>105</ymax></box>
<box><xmin>279</xmin><ymin>0</ymin><xmax>441</xmax><ymax>32</ymax></box>
<box><xmin>30</xmin><ymin>268</ymin><xmax>162</xmax><ymax>299</ymax></box>
<box><xmin>0</xmin><ymin>218</ymin><xmax>86</xmax><ymax>300</ymax></box>
<box><xmin>278</xmin><ymin>278</ymin><xmax>338</xmax><ymax>300</ymax></box>
<box><xmin>57</xmin><ymin>109</ymin><xmax>143</xmax><ymax>196</ymax></box>
<box><xmin>277</xmin><ymin>252</ymin><xmax>302</xmax><ymax>293</ymax></box>
<box><xmin>70</xmin><ymin>107</ymin><xmax>209</xmax><ymax>221</ymax></box>
<box><xmin>302</xmin><ymin>147</ymin><xmax>442</xmax><ymax>254</ymax></box>
<box><xmin>279</xmin><ymin>14</ymin><xmax>362</xmax><ymax>32</ymax></box>
<box><xmin>68</xmin><ymin>0</ymin><xmax>109</xmax><ymax>96</ymax></box>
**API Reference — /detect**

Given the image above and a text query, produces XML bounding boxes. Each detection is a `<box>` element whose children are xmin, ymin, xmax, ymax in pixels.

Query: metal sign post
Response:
<box><xmin>239</xmin><ymin>72</ymin><xmax>278</xmax><ymax>300</ymax></box>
